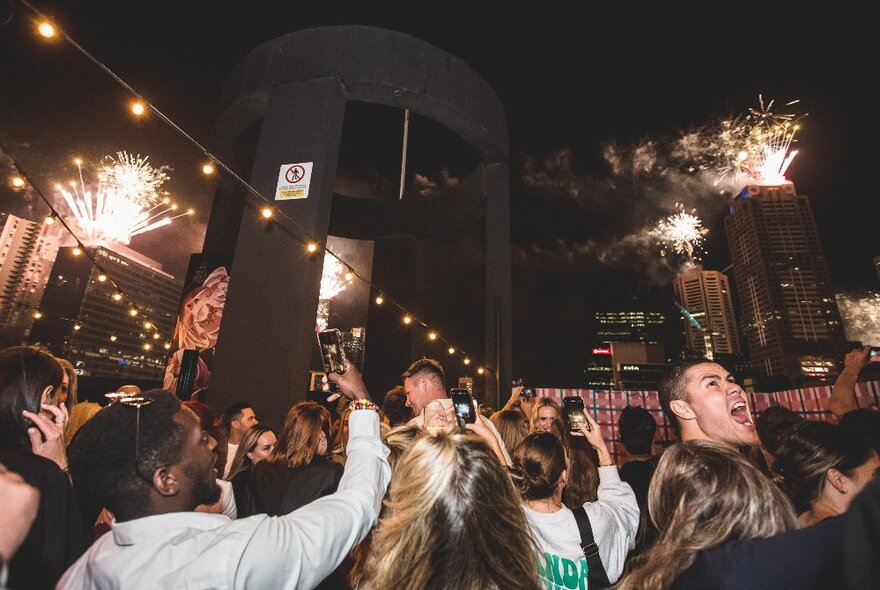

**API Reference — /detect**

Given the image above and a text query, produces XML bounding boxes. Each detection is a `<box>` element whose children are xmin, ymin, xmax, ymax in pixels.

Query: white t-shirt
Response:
<box><xmin>523</xmin><ymin>466</ymin><xmax>639</xmax><ymax>589</ymax></box>
<box><xmin>223</xmin><ymin>442</ymin><xmax>239</xmax><ymax>479</ymax></box>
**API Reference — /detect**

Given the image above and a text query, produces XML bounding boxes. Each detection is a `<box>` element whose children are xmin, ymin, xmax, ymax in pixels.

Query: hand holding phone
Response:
<box><xmin>869</xmin><ymin>347</ymin><xmax>880</xmax><ymax>363</ymax></box>
<box><xmin>562</xmin><ymin>396</ymin><xmax>589</xmax><ymax>434</ymax></box>
<box><xmin>450</xmin><ymin>388</ymin><xmax>477</xmax><ymax>429</ymax></box>
<box><xmin>317</xmin><ymin>329</ymin><xmax>347</xmax><ymax>393</ymax></box>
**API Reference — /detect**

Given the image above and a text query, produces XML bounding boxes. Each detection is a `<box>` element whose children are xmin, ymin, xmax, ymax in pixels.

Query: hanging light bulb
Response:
<box><xmin>37</xmin><ymin>22</ymin><xmax>56</xmax><ymax>38</ymax></box>
<box><xmin>110</xmin><ymin>334</ymin><xmax>118</xmax><ymax>342</ymax></box>
<box><xmin>260</xmin><ymin>207</ymin><xmax>273</xmax><ymax>219</ymax></box>
<box><xmin>129</xmin><ymin>308</ymin><xmax>139</xmax><ymax>317</ymax></box>
<box><xmin>448</xmin><ymin>346</ymin><xmax>456</xmax><ymax>354</ymax></box>
<box><xmin>375</xmin><ymin>293</ymin><xmax>384</xmax><ymax>305</ymax></box>
<box><xmin>131</xmin><ymin>100</ymin><xmax>147</xmax><ymax>116</ymax></box>
<box><xmin>307</xmin><ymin>242</ymin><xmax>318</xmax><ymax>253</ymax></box>
<box><xmin>33</xmin><ymin>311</ymin><xmax>43</xmax><ymax>319</ymax></box>
<box><xmin>463</xmin><ymin>357</ymin><xmax>471</xmax><ymax>365</ymax></box>
<box><xmin>201</xmin><ymin>162</ymin><xmax>215</xmax><ymax>175</ymax></box>
<box><xmin>97</xmin><ymin>273</ymin><xmax>107</xmax><ymax>282</ymax></box>
<box><xmin>477</xmin><ymin>367</ymin><xmax>485</xmax><ymax>375</ymax></box>
<box><xmin>73</xmin><ymin>324</ymin><xmax>81</xmax><ymax>331</ymax></box>
<box><xmin>402</xmin><ymin>314</ymin><xmax>412</xmax><ymax>325</ymax></box>
<box><xmin>428</xmin><ymin>331</ymin><xmax>437</xmax><ymax>341</ymax></box>
<box><xmin>112</xmin><ymin>293</ymin><xmax>123</xmax><ymax>301</ymax></box>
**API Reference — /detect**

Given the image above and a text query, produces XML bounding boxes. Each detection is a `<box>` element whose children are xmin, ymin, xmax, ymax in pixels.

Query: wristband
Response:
<box><xmin>349</xmin><ymin>399</ymin><xmax>378</xmax><ymax>412</ymax></box>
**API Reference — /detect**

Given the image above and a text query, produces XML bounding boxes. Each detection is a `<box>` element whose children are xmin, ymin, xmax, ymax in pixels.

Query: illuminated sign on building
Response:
<box><xmin>592</xmin><ymin>347</ymin><xmax>611</xmax><ymax>355</ymax></box>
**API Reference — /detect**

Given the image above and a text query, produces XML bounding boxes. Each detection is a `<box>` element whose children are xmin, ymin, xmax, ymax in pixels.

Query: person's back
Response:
<box><xmin>617</xmin><ymin>405</ymin><xmax>660</xmax><ymax>558</ymax></box>
<box><xmin>244</xmin><ymin>401</ymin><xmax>341</xmax><ymax>518</ymax></box>
<box><xmin>363</xmin><ymin>431</ymin><xmax>541</xmax><ymax>590</ymax></box>
<box><xmin>512</xmin><ymin>424</ymin><xmax>639</xmax><ymax>589</ymax></box>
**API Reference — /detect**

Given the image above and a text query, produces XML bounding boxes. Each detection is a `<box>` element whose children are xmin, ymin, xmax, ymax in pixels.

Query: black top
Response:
<box><xmin>619</xmin><ymin>457</ymin><xmax>659</xmax><ymax>556</ymax></box>
<box><xmin>843</xmin><ymin>472</ymin><xmax>880</xmax><ymax>589</ymax></box>
<box><xmin>243</xmin><ymin>455</ymin><xmax>343</xmax><ymax>517</ymax></box>
<box><xmin>0</xmin><ymin>447</ymin><xmax>87</xmax><ymax>590</ymax></box>
<box><xmin>229</xmin><ymin>467</ymin><xmax>252</xmax><ymax>514</ymax></box>
<box><xmin>674</xmin><ymin>515</ymin><xmax>844</xmax><ymax>590</ymax></box>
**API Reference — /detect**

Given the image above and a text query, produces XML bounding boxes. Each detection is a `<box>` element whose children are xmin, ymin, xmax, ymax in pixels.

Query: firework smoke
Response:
<box><xmin>55</xmin><ymin>153</ymin><xmax>191</xmax><ymax>245</ymax></box>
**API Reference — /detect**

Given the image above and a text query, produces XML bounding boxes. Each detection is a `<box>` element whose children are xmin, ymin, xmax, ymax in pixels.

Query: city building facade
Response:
<box><xmin>725</xmin><ymin>182</ymin><xmax>847</xmax><ymax>387</ymax></box>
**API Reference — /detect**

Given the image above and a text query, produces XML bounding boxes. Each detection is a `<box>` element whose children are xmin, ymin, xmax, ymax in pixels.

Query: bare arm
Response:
<box><xmin>830</xmin><ymin>347</ymin><xmax>869</xmax><ymax>420</ymax></box>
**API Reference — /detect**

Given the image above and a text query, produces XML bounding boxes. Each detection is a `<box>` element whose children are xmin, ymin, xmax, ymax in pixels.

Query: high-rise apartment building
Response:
<box><xmin>29</xmin><ymin>244</ymin><xmax>182</xmax><ymax>380</ymax></box>
<box><xmin>673</xmin><ymin>265</ymin><xmax>740</xmax><ymax>358</ymax></box>
<box><xmin>725</xmin><ymin>182</ymin><xmax>846</xmax><ymax>386</ymax></box>
<box><xmin>0</xmin><ymin>213</ymin><xmax>60</xmax><ymax>347</ymax></box>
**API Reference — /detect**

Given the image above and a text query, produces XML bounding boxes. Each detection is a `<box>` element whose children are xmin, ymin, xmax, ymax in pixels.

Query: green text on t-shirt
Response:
<box><xmin>537</xmin><ymin>551</ymin><xmax>589</xmax><ymax>590</ymax></box>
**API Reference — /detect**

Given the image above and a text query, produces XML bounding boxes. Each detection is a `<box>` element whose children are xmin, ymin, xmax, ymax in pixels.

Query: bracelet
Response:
<box><xmin>349</xmin><ymin>399</ymin><xmax>379</xmax><ymax>412</ymax></box>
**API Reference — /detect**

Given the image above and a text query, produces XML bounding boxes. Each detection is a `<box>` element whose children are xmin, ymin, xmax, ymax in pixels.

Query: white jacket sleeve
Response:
<box><xmin>233</xmin><ymin>409</ymin><xmax>391</xmax><ymax>590</ymax></box>
<box><xmin>583</xmin><ymin>465</ymin><xmax>640</xmax><ymax>584</ymax></box>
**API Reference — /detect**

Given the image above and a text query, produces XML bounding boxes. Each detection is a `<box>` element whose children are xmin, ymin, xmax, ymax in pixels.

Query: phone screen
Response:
<box><xmin>870</xmin><ymin>347</ymin><xmax>880</xmax><ymax>363</ymax></box>
<box><xmin>317</xmin><ymin>329</ymin><xmax>346</xmax><ymax>374</ymax></box>
<box><xmin>450</xmin><ymin>388</ymin><xmax>476</xmax><ymax>428</ymax></box>
<box><xmin>563</xmin><ymin>396</ymin><xmax>587</xmax><ymax>432</ymax></box>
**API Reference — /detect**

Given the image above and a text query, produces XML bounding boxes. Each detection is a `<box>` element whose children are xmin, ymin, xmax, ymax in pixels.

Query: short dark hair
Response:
<box><xmin>68</xmin><ymin>389</ymin><xmax>187</xmax><ymax>521</ymax></box>
<box><xmin>658</xmin><ymin>358</ymin><xmax>711</xmax><ymax>439</ymax></box>
<box><xmin>221</xmin><ymin>402</ymin><xmax>252</xmax><ymax>434</ymax></box>
<box><xmin>618</xmin><ymin>405</ymin><xmax>657</xmax><ymax>456</ymax></box>
<box><xmin>0</xmin><ymin>346</ymin><xmax>64</xmax><ymax>452</ymax></box>
<box><xmin>382</xmin><ymin>386</ymin><xmax>413</xmax><ymax>426</ymax></box>
<box><xmin>401</xmin><ymin>358</ymin><xmax>445</xmax><ymax>388</ymax></box>
<box><xmin>839</xmin><ymin>409</ymin><xmax>880</xmax><ymax>455</ymax></box>
<box><xmin>756</xmin><ymin>405</ymin><xmax>804</xmax><ymax>456</ymax></box>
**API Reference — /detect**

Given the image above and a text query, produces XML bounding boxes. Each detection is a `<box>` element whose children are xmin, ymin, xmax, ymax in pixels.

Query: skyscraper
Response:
<box><xmin>29</xmin><ymin>244</ymin><xmax>182</xmax><ymax>380</ymax></box>
<box><xmin>0</xmin><ymin>213</ymin><xmax>60</xmax><ymax>347</ymax></box>
<box><xmin>725</xmin><ymin>181</ymin><xmax>846</xmax><ymax>387</ymax></box>
<box><xmin>673</xmin><ymin>265</ymin><xmax>740</xmax><ymax>358</ymax></box>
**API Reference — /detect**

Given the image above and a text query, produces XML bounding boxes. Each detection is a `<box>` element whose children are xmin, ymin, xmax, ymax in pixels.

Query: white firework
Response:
<box><xmin>55</xmin><ymin>154</ymin><xmax>191</xmax><ymax>245</ymax></box>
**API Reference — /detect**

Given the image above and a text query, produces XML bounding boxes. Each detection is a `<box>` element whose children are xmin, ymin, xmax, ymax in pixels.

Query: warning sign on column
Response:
<box><xmin>275</xmin><ymin>162</ymin><xmax>313</xmax><ymax>200</ymax></box>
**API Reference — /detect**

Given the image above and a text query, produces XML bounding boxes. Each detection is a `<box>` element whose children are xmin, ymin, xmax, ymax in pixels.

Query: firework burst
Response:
<box><xmin>672</xmin><ymin>96</ymin><xmax>805</xmax><ymax>186</ymax></box>
<box><xmin>317</xmin><ymin>254</ymin><xmax>354</xmax><ymax>330</ymax></box>
<box><xmin>55</xmin><ymin>153</ymin><xmax>191</xmax><ymax>245</ymax></box>
<box><xmin>653</xmin><ymin>204</ymin><xmax>708</xmax><ymax>262</ymax></box>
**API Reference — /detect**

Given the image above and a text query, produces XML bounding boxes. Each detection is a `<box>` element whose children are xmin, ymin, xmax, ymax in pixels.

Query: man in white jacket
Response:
<box><xmin>59</xmin><ymin>366</ymin><xmax>389</xmax><ymax>590</ymax></box>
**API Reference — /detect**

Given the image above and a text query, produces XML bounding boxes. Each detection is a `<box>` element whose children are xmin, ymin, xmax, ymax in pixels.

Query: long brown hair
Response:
<box><xmin>490</xmin><ymin>408</ymin><xmax>528</xmax><ymax>455</ymax></box>
<box><xmin>226</xmin><ymin>423</ymin><xmax>276</xmax><ymax>481</ymax></box>
<box><xmin>617</xmin><ymin>440</ymin><xmax>798</xmax><ymax>589</ymax></box>
<box><xmin>269</xmin><ymin>401</ymin><xmax>331</xmax><ymax>468</ymax></box>
<box><xmin>363</xmin><ymin>432</ymin><xmax>541</xmax><ymax>590</ymax></box>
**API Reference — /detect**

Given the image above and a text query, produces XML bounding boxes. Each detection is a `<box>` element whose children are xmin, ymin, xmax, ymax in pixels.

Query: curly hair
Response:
<box><xmin>67</xmin><ymin>389</ymin><xmax>187</xmax><ymax>521</ymax></box>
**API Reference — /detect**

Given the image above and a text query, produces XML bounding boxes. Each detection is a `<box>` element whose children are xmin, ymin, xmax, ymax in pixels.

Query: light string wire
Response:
<box><xmin>12</xmin><ymin>0</ymin><xmax>491</xmax><ymax>374</ymax></box>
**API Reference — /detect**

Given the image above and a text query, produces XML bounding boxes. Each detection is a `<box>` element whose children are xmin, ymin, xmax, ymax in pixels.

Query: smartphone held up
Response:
<box><xmin>562</xmin><ymin>395</ymin><xmax>590</xmax><ymax>433</ymax></box>
<box><xmin>317</xmin><ymin>328</ymin><xmax>347</xmax><ymax>392</ymax></box>
<box><xmin>450</xmin><ymin>388</ymin><xmax>477</xmax><ymax>429</ymax></box>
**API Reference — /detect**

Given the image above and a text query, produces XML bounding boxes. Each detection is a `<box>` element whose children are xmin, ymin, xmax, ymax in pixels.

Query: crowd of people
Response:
<box><xmin>0</xmin><ymin>343</ymin><xmax>878</xmax><ymax>589</ymax></box>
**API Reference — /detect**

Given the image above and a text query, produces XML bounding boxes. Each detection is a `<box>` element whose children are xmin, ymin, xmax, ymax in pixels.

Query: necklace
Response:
<box><xmin>524</xmin><ymin>498</ymin><xmax>561</xmax><ymax>513</ymax></box>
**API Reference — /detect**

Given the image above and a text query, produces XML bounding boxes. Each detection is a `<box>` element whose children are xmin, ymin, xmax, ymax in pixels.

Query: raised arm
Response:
<box><xmin>830</xmin><ymin>346</ymin><xmax>869</xmax><ymax>420</ymax></box>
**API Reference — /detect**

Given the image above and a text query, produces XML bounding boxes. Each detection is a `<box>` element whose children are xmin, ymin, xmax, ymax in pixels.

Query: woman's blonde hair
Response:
<box><xmin>269</xmin><ymin>401</ymin><xmax>331</xmax><ymax>468</ymax></box>
<box><xmin>226</xmin><ymin>423</ymin><xmax>276</xmax><ymax>481</ymax></box>
<box><xmin>363</xmin><ymin>432</ymin><xmax>542</xmax><ymax>590</ymax></box>
<box><xmin>528</xmin><ymin>397</ymin><xmax>566</xmax><ymax>440</ymax></box>
<box><xmin>617</xmin><ymin>440</ymin><xmax>798</xmax><ymax>590</ymax></box>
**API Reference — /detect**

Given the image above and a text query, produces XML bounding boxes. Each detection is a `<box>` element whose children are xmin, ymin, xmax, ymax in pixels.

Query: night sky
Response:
<box><xmin>1</xmin><ymin>2</ymin><xmax>876</xmax><ymax>385</ymax></box>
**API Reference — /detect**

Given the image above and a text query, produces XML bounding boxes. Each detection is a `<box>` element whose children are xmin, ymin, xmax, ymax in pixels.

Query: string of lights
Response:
<box><xmin>10</xmin><ymin>0</ymin><xmax>492</xmax><ymax>376</ymax></box>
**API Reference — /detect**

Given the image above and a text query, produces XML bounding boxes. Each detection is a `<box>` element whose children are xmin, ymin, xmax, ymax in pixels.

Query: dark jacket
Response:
<box><xmin>242</xmin><ymin>455</ymin><xmax>343</xmax><ymax>517</ymax></box>
<box><xmin>0</xmin><ymin>448</ymin><xmax>87</xmax><ymax>589</ymax></box>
